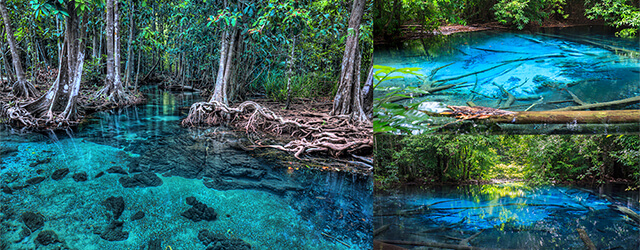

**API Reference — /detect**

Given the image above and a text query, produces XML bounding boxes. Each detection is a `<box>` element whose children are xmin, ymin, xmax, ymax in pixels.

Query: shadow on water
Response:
<box><xmin>374</xmin><ymin>25</ymin><xmax>640</xmax><ymax>134</ymax></box>
<box><xmin>0</xmin><ymin>87</ymin><xmax>372</xmax><ymax>249</ymax></box>
<box><xmin>374</xmin><ymin>183</ymin><xmax>640</xmax><ymax>249</ymax></box>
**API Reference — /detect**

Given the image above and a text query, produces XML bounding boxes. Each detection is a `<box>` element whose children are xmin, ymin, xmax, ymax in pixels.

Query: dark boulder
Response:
<box><xmin>181</xmin><ymin>197</ymin><xmax>217</xmax><ymax>222</ymax></box>
<box><xmin>21</xmin><ymin>211</ymin><xmax>45</xmax><ymax>231</ymax></box>
<box><xmin>119</xmin><ymin>172</ymin><xmax>162</xmax><ymax>188</ymax></box>
<box><xmin>100</xmin><ymin>221</ymin><xmax>129</xmax><ymax>241</ymax></box>
<box><xmin>106</xmin><ymin>166</ymin><xmax>128</xmax><ymax>175</ymax></box>
<box><xmin>101</xmin><ymin>196</ymin><xmax>125</xmax><ymax>220</ymax></box>
<box><xmin>51</xmin><ymin>168</ymin><xmax>70</xmax><ymax>180</ymax></box>
<box><xmin>26</xmin><ymin>177</ymin><xmax>46</xmax><ymax>185</ymax></box>
<box><xmin>130</xmin><ymin>211</ymin><xmax>145</xmax><ymax>221</ymax></box>
<box><xmin>198</xmin><ymin>229</ymin><xmax>251</xmax><ymax>250</ymax></box>
<box><xmin>94</xmin><ymin>172</ymin><xmax>105</xmax><ymax>179</ymax></box>
<box><xmin>35</xmin><ymin>230</ymin><xmax>59</xmax><ymax>245</ymax></box>
<box><xmin>72</xmin><ymin>172</ymin><xmax>88</xmax><ymax>182</ymax></box>
<box><xmin>147</xmin><ymin>238</ymin><xmax>162</xmax><ymax>250</ymax></box>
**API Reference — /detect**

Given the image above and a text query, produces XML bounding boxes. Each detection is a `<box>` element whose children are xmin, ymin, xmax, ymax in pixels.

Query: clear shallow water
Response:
<box><xmin>375</xmin><ymin>26</ymin><xmax>640</xmax><ymax>111</ymax></box>
<box><xmin>0</xmin><ymin>88</ymin><xmax>372</xmax><ymax>249</ymax></box>
<box><xmin>374</xmin><ymin>183</ymin><xmax>640</xmax><ymax>249</ymax></box>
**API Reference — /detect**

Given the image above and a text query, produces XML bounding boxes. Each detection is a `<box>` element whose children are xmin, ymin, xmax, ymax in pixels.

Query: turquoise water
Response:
<box><xmin>0</xmin><ymin>88</ymin><xmax>372</xmax><ymax>249</ymax></box>
<box><xmin>375</xmin><ymin>26</ymin><xmax>640</xmax><ymax>111</ymax></box>
<box><xmin>374</xmin><ymin>183</ymin><xmax>640</xmax><ymax>249</ymax></box>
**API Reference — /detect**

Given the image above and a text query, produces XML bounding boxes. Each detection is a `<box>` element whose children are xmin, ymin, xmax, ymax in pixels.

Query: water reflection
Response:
<box><xmin>375</xmin><ymin>183</ymin><xmax>640</xmax><ymax>249</ymax></box>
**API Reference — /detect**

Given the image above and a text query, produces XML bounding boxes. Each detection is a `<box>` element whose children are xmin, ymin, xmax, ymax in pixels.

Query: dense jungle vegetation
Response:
<box><xmin>374</xmin><ymin>0</ymin><xmax>640</xmax><ymax>39</ymax></box>
<box><xmin>0</xmin><ymin>0</ymin><xmax>373</xmax><ymax>127</ymax></box>
<box><xmin>374</xmin><ymin>135</ymin><xmax>640</xmax><ymax>189</ymax></box>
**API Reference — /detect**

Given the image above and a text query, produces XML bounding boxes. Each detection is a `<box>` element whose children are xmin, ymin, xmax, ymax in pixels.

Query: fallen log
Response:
<box><xmin>535</xmin><ymin>33</ymin><xmax>639</xmax><ymax>57</ymax></box>
<box><xmin>576</xmin><ymin>228</ymin><xmax>597</xmax><ymax>250</ymax></box>
<box><xmin>552</xmin><ymin>96</ymin><xmax>640</xmax><ymax>111</ymax></box>
<box><xmin>489</xmin><ymin>110</ymin><xmax>640</xmax><ymax>124</ymax></box>
<box><xmin>374</xmin><ymin>240</ymin><xmax>408</xmax><ymax>250</ymax></box>
<box><xmin>432</xmin><ymin>105</ymin><xmax>640</xmax><ymax>124</ymax></box>
<box><xmin>610</xmin><ymin>205</ymin><xmax>640</xmax><ymax>224</ymax></box>
<box><xmin>377</xmin><ymin>240</ymin><xmax>512</xmax><ymax>250</ymax></box>
<box><xmin>374</xmin><ymin>224</ymin><xmax>391</xmax><ymax>236</ymax></box>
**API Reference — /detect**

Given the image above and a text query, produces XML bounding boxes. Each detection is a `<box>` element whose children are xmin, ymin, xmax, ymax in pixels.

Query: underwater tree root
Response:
<box><xmin>376</xmin><ymin>240</ymin><xmax>515</xmax><ymax>250</ymax></box>
<box><xmin>182</xmin><ymin>100</ymin><xmax>372</xmax><ymax>159</ymax></box>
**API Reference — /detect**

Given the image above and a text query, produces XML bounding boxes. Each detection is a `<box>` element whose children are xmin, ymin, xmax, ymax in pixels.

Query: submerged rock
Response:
<box><xmin>130</xmin><ymin>211</ymin><xmax>145</xmax><ymax>221</ymax></box>
<box><xmin>1</xmin><ymin>186</ymin><xmax>12</xmax><ymax>194</ymax></box>
<box><xmin>35</xmin><ymin>230</ymin><xmax>59</xmax><ymax>245</ymax></box>
<box><xmin>102</xmin><ymin>196</ymin><xmax>125</xmax><ymax>220</ymax></box>
<box><xmin>147</xmin><ymin>238</ymin><xmax>162</xmax><ymax>250</ymax></box>
<box><xmin>21</xmin><ymin>211</ymin><xmax>45</xmax><ymax>231</ymax></box>
<box><xmin>72</xmin><ymin>172</ymin><xmax>88</xmax><ymax>182</ymax></box>
<box><xmin>51</xmin><ymin>168</ymin><xmax>70</xmax><ymax>180</ymax></box>
<box><xmin>0</xmin><ymin>146</ymin><xmax>18</xmax><ymax>157</ymax></box>
<box><xmin>106</xmin><ymin>166</ymin><xmax>128</xmax><ymax>175</ymax></box>
<box><xmin>198</xmin><ymin>229</ymin><xmax>251</xmax><ymax>250</ymax></box>
<box><xmin>181</xmin><ymin>197</ymin><xmax>217</xmax><ymax>222</ymax></box>
<box><xmin>26</xmin><ymin>176</ymin><xmax>46</xmax><ymax>185</ymax></box>
<box><xmin>202</xmin><ymin>176</ymin><xmax>303</xmax><ymax>195</ymax></box>
<box><xmin>119</xmin><ymin>172</ymin><xmax>162</xmax><ymax>188</ymax></box>
<box><xmin>94</xmin><ymin>172</ymin><xmax>105</xmax><ymax>179</ymax></box>
<box><xmin>100</xmin><ymin>220</ymin><xmax>129</xmax><ymax>241</ymax></box>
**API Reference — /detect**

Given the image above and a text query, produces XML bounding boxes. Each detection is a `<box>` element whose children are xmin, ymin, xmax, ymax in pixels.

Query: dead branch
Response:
<box><xmin>552</xmin><ymin>96</ymin><xmax>640</xmax><ymax>111</ymax></box>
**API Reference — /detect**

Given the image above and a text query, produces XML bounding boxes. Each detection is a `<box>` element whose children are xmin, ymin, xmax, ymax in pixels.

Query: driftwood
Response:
<box><xmin>435</xmin><ymin>105</ymin><xmax>640</xmax><ymax>124</ymax></box>
<box><xmin>535</xmin><ymin>32</ymin><xmax>639</xmax><ymax>57</ymax></box>
<box><xmin>376</xmin><ymin>240</ymin><xmax>513</xmax><ymax>250</ymax></box>
<box><xmin>552</xmin><ymin>96</ymin><xmax>640</xmax><ymax>111</ymax></box>
<box><xmin>494</xmin><ymin>84</ymin><xmax>515</xmax><ymax>109</ymax></box>
<box><xmin>564</xmin><ymin>89</ymin><xmax>586</xmax><ymax>106</ymax></box>
<box><xmin>576</xmin><ymin>228</ymin><xmax>597</xmax><ymax>250</ymax></box>
<box><xmin>374</xmin><ymin>240</ymin><xmax>408</xmax><ymax>250</ymax></box>
<box><xmin>610</xmin><ymin>205</ymin><xmax>640</xmax><ymax>224</ymax></box>
<box><xmin>374</xmin><ymin>224</ymin><xmax>391</xmax><ymax>236</ymax></box>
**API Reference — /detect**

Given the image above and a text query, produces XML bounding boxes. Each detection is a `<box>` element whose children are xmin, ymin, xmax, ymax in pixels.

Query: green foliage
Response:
<box><xmin>585</xmin><ymin>0</ymin><xmax>640</xmax><ymax>37</ymax></box>
<box><xmin>258</xmin><ymin>70</ymin><xmax>335</xmax><ymax>102</ymax></box>
<box><xmin>375</xmin><ymin>135</ymin><xmax>640</xmax><ymax>190</ymax></box>
<box><xmin>372</xmin><ymin>65</ymin><xmax>433</xmax><ymax>134</ymax></box>
<box><xmin>82</xmin><ymin>55</ymin><xmax>105</xmax><ymax>84</ymax></box>
<box><xmin>493</xmin><ymin>0</ymin><xmax>567</xmax><ymax>30</ymax></box>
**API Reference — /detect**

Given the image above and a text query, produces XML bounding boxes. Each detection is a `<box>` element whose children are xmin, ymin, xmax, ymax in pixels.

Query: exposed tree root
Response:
<box><xmin>182</xmin><ymin>100</ymin><xmax>372</xmax><ymax>159</ymax></box>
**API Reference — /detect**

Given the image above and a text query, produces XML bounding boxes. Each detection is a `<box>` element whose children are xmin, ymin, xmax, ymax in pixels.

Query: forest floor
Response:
<box><xmin>184</xmin><ymin>96</ymin><xmax>374</xmax><ymax>174</ymax></box>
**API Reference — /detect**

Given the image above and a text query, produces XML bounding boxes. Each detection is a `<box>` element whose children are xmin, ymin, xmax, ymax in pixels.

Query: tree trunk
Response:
<box><xmin>331</xmin><ymin>0</ymin><xmax>368</xmax><ymax>123</ymax></box>
<box><xmin>210</xmin><ymin>27</ymin><xmax>239</xmax><ymax>104</ymax></box>
<box><xmin>97</xmin><ymin>0</ymin><xmax>127</xmax><ymax>104</ymax></box>
<box><xmin>0</xmin><ymin>0</ymin><xmax>36</xmax><ymax>98</ymax></box>
<box><xmin>124</xmin><ymin>0</ymin><xmax>134</xmax><ymax>88</ymax></box>
<box><xmin>285</xmin><ymin>35</ymin><xmax>296</xmax><ymax>110</ymax></box>
<box><xmin>24</xmin><ymin>2</ymin><xmax>86</xmax><ymax>124</ymax></box>
<box><xmin>361</xmin><ymin>64</ymin><xmax>374</xmax><ymax>117</ymax></box>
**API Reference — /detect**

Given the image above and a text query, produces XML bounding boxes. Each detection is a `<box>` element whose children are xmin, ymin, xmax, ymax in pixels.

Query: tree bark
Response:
<box><xmin>124</xmin><ymin>0</ymin><xmax>134</xmax><ymax>88</ymax></box>
<box><xmin>285</xmin><ymin>35</ymin><xmax>296</xmax><ymax>110</ymax></box>
<box><xmin>436</xmin><ymin>106</ymin><xmax>640</xmax><ymax>124</ymax></box>
<box><xmin>23</xmin><ymin>1</ymin><xmax>86</xmax><ymax>124</ymax></box>
<box><xmin>97</xmin><ymin>0</ymin><xmax>127</xmax><ymax>104</ymax></box>
<box><xmin>331</xmin><ymin>0</ymin><xmax>368</xmax><ymax>123</ymax></box>
<box><xmin>361</xmin><ymin>64</ymin><xmax>374</xmax><ymax>117</ymax></box>
<box><xmin>210</xmin><ymin>27</ymin><xmax>240</xmax><ymax>104</ymax></box>
<box><xmin>0</xmin><ymin>0</ymin><xmax>36</xmax><ymax>98</ymax></box>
